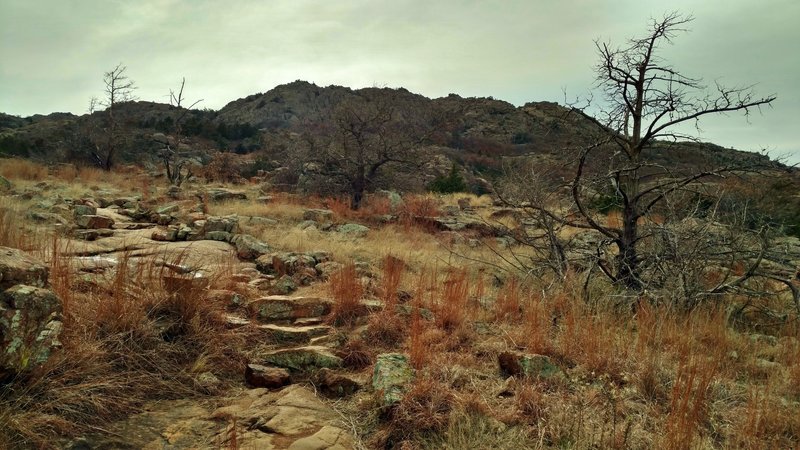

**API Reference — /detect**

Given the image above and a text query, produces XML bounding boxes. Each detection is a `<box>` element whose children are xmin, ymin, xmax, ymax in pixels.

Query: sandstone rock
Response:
<box><xmin>303</xmin><ymin>209</ymin><xmax>334</xmax><ymax>222</ymax></box>
<box><xmin>248</xmin><ymin>295</ymin><xmax>333</xmax><ymax>321</ymax></box>
<box><xmin>271</xmin><ymin>274</ymin><xmax>297</xmax><ymax>295</ymax></box>
<box><xmin>230</xmin><ymin>233</ymin><xmax>270</xmax><ymax>260</ymax></box>
<box><xmin>245</xmin><ymin>363</ymin><xmax>291</xmax><ymax>389</ymax></box>
<box><xmin>244</xmin><ymin>216</ymin><xmax>278</xmax><ymax>227</ymax></box>
<box><xmin>0</xmin><ymin>285</ymin><xmax>62</xmax><ymax>376</ymax></box>
<box><xmin>336</xmin><ymin>223</ymin><xmax>370</xmax><ymax>237</ymax></box>
<box><xmin>72</xmin><ymin>204</ymin><xmax>97</xmax><ymax>217</ymax></box>
<box><xmin>314</xmin><ymin>368</ymin><xmax>361</xmax><ymax>398</ymax></box>
<box><xmin>258</xmin><ymin>252</ymin><xmax>317</xmax><ymax>276</ymax></box>
<box><xmin>315</xmin><ymin>261</ymin><xmax>344</xmax><ymax>280</ymax></box>
<box><xmin>206</xmin><ymin>188</ymin><xmax>247</xmax><ymax>202</ymax></box>
<box><xmin>287</xmin><ymin>425</ymin><xmax>354</xmax><ymax>450</ymax></box>
<box><xmin>76</xmin><ymin>385</ymin><xmax>354</xmax><ymax>449</ymax></box>
<box><xmin>203</xmin><ymin>230</ymin><xmax>233</xmax><ymax>242</ymax></box>
<box><xmin>156</xmin><ymin>204</ymin><xmax>180</xmax><ymax>215</ymax></box>
<box><xmin>27</xmin><ymin>211</ymin><xmax>70</xmax><ymax>226</ymax></box>
<box><xmin>73</xmin><ymin>229</ymin><xmax>114</xmax><ymax>241</ymax></box>
<box><xmin>258</xmin><ymin>324</ymin><xmax>332</xmax><ymax>344</ymax></box>
<box><xmin>372</xmin><ymin>353</ymin><xmax>414</xmax><ymax>406</ymax></box>
<box><xmin>498</xmin><ymin>352</ymin><xmax>564</xmax><ymax>380</ymax></box>
<box><xmin>151</xmin><ymin>227</ymin><xmax>178</xmax><ymax>242</ymax></box>
<box><xmin>203</xmin><ymin>215</ymin><xmax>239</xmax><ymax>234</ymax></box>
<box><xmin>75</xmin><ymin>214</ymin><xmax>115</xmax><ymax>229</ymax></box>
<box><xmin>112</xmin><ymin>197</ymin><xmax>139</xmax><ymax>207</ymax></box>
<box><xmin>260</xmin><ymin>346</ymin><xmax>343</xmax><ymax>372</ymax></box>
<box><xmin>0</xmin><ymin>246</ymin><xmax>49</xmax><ymax>290</ymax></box>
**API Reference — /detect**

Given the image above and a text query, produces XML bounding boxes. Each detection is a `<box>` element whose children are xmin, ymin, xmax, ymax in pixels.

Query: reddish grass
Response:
<box><xmin>328</xmin><ymin>263</ymin><xmax>364</xmax><ymax>326</ymax></box>
<box><xmin>381</xmin><ymin>254</ymin><xmax>406</xmax><ymax>311</ymax></box>
<box><xmin>522</xmin><ymin>293</ymin><xmax>554</xmax><ymax>355</ymax></box>
<box><xmin>494</xmin><ymin>277</ymin><xmax>523</xmax><ymax>322</ymax></box>
<box><xmin>435</xmin><ymin>270</ymin><xmax>469</xmax><ymax>331</ymax></box>
<box><xmin>662</xmin><ymin>350</ymin><xmax>718</xmax><ymax>450</ymax></box>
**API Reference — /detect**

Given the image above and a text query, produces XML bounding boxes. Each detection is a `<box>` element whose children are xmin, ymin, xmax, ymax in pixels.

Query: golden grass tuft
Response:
<box><xmin>0</xmin><ymin>158</ymin><xmax>48</xmax><ymax>180</ymax></box>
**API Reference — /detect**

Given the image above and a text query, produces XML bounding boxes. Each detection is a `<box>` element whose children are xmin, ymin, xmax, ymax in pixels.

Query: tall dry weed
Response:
<box><xmin>328</xmin><ymin>263</ymin><xmax>364</xmax><ymax>326</ymax></box>
<box><xmin>662</xmin><ymin>350</ymin><xmax>718</xmax><ymax>450</ymax></box>
<box><xmin>435</xmin><ymin>270</ymin><xmax>469</xmax><ymax>331</ymax></box>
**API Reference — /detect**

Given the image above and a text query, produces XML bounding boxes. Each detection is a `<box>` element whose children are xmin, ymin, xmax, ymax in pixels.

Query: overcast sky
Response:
<box><xmin>1</xmin><ymin>0</ymin><xmax>797</xmax><ymax>162</ymax></box>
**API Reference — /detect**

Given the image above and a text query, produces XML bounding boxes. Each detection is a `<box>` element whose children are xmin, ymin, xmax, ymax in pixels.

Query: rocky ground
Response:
<box><xmin>1</xmin><ymin>166</ymin><xmax>799</xmax><ymax>449</ymax></box>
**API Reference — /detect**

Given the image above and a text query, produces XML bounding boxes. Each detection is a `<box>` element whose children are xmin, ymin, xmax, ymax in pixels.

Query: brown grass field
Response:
<box><xmin>0</xmin><ymin>159</ymin><xmax>798</xmax><ymax>449</ymax></box>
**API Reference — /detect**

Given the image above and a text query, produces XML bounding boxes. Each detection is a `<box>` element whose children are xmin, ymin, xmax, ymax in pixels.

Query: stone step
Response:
<box><xmin>248</xmin><ymin>295</ymin><xmax>333</xmax><ymax>322</ymax></box>
<box><xmin>260</xmin><ymin>345</ymin><xmax>343</xmax><ymax>373</ymax></box>
<box><xmin>257</xmin><ymin>324</ymin><xmax>333</xmax><ymax>345</ymax></box>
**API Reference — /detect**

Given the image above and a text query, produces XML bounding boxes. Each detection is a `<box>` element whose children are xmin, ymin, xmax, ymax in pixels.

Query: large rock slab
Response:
<box><xmin>0</xmin><ymin>246</ymin><xmax>49</xmax><ymax>290</ymax></box>
<box><xmin>258</xmin><ymin>324</ymin><xmax>333</xmax><ymax>344</ymax></box>
<box><xmin>69</xmin><ymin>386</ymin><xmax>353</xmax><ymax>449</ymax></box>
<box><xmin>260</xmin><ymin>346</ymin><xmax>343</xmax><ymax>372</ymax></box>
<box><xmin>0</xmin><ymin>285</ymin><xmax>63</xmax><ymax>376</ymax></box>
<box><xmin>248</xmin><ymin>295</ymin><xmax>333</xmax><ymax>322</ymax></box>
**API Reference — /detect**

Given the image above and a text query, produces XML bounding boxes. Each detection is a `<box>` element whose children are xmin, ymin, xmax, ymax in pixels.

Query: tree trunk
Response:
<box><xmin>617</xmin><ymin>204</ymin><xmax>641</xmax><ymax>290</ymax></box>
<box><xmin>350</xmin><ymin>171</ymin><xmax>366</xmax><ymax>210</ymax></box>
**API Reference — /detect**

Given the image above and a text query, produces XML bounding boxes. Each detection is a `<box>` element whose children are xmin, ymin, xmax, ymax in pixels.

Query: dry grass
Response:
<box><xmin>434</xmin><ymin>270</ymin><xmax>469</xmax><ymax>331</ymax></box>
<box><xmin>0</xmin><ymin>158</ymin><xmax>48</xmax><ymax>180</ymax></box>
<box><xmin>327</xmin><ymin>263</ymin><xmax>364</xmax><ymax>326</ymax></box>
<box><xmin>2</xmin><ymin>173</ymin><xmax>799</xmax><ymax>449</ymax></box>
<box><xmin>0</xmin><ymin>241</ymin><xmax>245</xmax><ymax>448</ymax></box>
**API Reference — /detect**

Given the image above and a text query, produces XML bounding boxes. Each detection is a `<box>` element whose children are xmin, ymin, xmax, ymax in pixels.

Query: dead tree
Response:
<box><xmin>300</xmin><ymin>95</ymin><xmax>446</xmax><ymax>210</ymax></box>
<box><xmin>92</xmin><ymin>63</ymin><xmax>136</xmax><ymax>170</ymax></box>
<box><xmin>160</xmin><ymin>78</ymin><xmax>203</xmax><ymax>186</ymax></box>
<box><xmin>520</xmin><ymin>13</ymin><xmax>776</xmax><ymax>293</ymax></box>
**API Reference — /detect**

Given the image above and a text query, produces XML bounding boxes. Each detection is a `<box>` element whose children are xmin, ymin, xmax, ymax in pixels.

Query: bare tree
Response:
<box><xmin>299</xmin><ymin>95</ymin><xmax>445</xmax><ymax>209</ymax></box>
<box><xmin>91</xmin><ymin>63</ymin><xmax>136</xmax><ymax>170</ymax></box>
<box><xmin>514</xmin><ymin>13</ymin><xmax>776</xmax><ymax>292</ymax></box>
<box><xmin>160</xmin><ymin>77</ymin><xmax>203</xmax><ymax>186</ymax></box>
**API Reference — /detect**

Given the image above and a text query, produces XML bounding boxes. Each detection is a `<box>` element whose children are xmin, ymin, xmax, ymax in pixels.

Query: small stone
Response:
<box><xmin>245</xmin><ymin>363</ymin><xmax>291</xmax><ymax>389</ymax></box>
<box><xmin>156</xmin><ymin>204</ymin><xmax>180</xmax><ymax>215</ymax></box>
<box><xmin>270</xmin><ymin>275</ymin><xmax>297</xmax><ymax>295</ymax></box>
<box><xmin>314</xmin><ymin>368</ymin><xmax>361</xmax><ymax>398</ymax></box>
<box><xmin>72</xmin><ymin>204</ymin><xmax>97</xmax><ymax>217</ymax></box>
<box><xmin>336</xmin><ymin>223</ymin><xmax>370</xmax><ymax>237</ymax></box>
<box><xmin>196</xmin><ymin>371</ymin><xmax>222</xmax><ymax>393</ymax></box>
<box><xmin>302</xmin><ymin>209</ymin><xmax>334</xmax><ymax>222</ymax></box>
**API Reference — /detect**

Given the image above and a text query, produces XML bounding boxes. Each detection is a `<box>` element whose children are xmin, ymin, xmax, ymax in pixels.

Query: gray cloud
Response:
<box><xmin>1</xmin><ymin>0</ymin><xmax>797</xmax><ymax>162</ymax></box>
